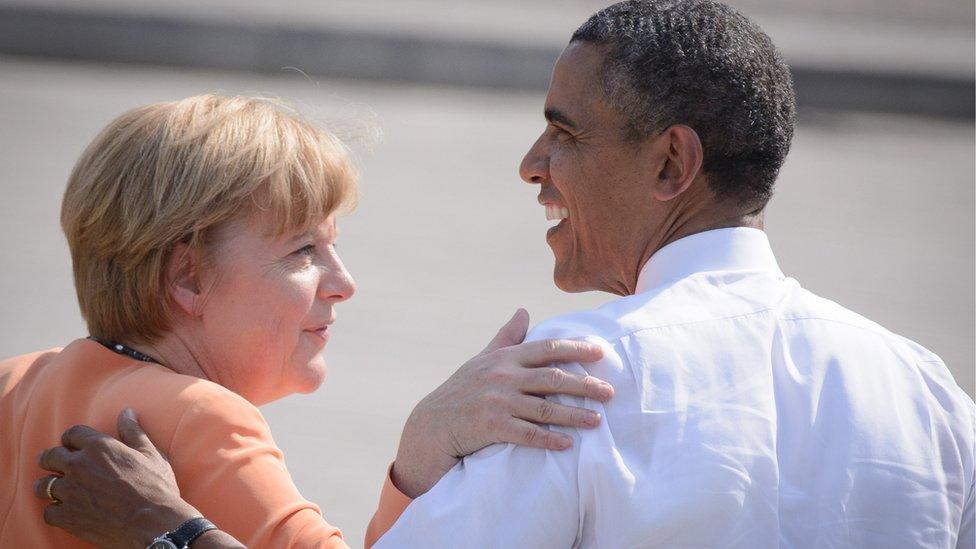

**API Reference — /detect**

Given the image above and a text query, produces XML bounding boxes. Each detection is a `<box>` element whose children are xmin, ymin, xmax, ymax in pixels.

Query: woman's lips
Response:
<box><xmin>305</xmin><ymin>325</ymin><xmax>330</xmax><ymax>343</ymax></box>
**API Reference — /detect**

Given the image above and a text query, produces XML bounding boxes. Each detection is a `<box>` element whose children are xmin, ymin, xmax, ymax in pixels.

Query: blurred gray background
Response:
<box><xmin>0</xmin><ymin>1</ymin><xmax>973</xmax><ymax>545</ymax></box>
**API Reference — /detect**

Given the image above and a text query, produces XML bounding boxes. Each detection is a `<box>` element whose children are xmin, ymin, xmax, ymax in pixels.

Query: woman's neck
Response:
<box><xmin>124</xmin><ymin>332</ymin><xmax>215</xmax><ymax>384</ymax></box>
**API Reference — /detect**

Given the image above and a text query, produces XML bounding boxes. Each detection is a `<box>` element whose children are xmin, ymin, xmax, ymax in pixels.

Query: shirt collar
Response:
<box><xmin>635</xmin><ymin>227</ymin><xmax>783</xmax><ymax>294</ymax></box>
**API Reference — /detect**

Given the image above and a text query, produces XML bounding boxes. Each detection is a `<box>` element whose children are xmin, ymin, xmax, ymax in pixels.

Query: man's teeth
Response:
<box><xmin>544</xmin><ymin>204</ymin><xmax>570</xmax><ymax>221</ymax></box>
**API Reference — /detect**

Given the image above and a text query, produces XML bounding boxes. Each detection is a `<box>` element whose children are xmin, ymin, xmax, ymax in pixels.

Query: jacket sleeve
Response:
<box><xmin>166</xmin><ymin>388</ymin><xmax>348</xmax><ymax>548</ymax></box>
<box><xmin>364</xmin><ymin>465</ymin><xmax>414</xmax><ymax>548</ymax></box>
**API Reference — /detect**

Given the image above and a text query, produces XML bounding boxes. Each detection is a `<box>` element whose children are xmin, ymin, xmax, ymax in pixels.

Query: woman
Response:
<box><xmin>0</xmin><ymin>94</ymin><xmax>612</xmax><ymax>547</ymax></box>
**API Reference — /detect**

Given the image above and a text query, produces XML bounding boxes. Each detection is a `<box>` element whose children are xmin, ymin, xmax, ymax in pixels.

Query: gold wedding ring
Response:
<box><xmin>44</xmin><ymin>476</ymin><xmax>60</xmax><ymax>504</ymax></box>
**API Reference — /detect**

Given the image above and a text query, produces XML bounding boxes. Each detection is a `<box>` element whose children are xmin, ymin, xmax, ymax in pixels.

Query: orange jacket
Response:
<box><xmin>0</xmin><ymin>339</ymin><xmax>410</xmax><ymax>547</ymax></box>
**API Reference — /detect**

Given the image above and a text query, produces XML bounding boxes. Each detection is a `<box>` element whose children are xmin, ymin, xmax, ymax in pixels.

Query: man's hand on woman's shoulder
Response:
<box><xmin>35</xmin><ymin>409</ymin><xmax>243</xmax><ymax>549</ymax></box>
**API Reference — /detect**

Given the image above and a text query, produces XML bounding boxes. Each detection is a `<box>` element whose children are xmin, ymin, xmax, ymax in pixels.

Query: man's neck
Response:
<box><xmin>628</xmin><ymin>202</ymin><xmax>765</xmax><ymax>295</ymax></box>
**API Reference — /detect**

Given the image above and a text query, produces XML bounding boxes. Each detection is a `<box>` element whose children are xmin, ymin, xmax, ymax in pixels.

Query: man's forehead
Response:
<box><xmin>544</xmin><ymin>42</ymin><xmax>607</xmax><ymax>122</ymax></box>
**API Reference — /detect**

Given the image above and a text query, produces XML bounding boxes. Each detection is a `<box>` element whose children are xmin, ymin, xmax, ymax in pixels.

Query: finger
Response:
<box><xmin>520</xmin><ymin>368</ymin><xmax>614</xmax><ymax>401</ymax></box>
<box><xmin>512</xmin><ymin>339</ymin><xmax>604</xmax><ymax>366</ymax></box>
<box><xmin>479</xmin><ymin>309</ymin><xmax>530</xmax><ymax>355</ymax></box>
<box><xmin>32</xmin><ymin>475</ymin><xmax>64</xmax><ymax>502</ymax></box>
<box><xmin>60</xmin><ymin>424</ymin><xmax>107</xmax><ymax>451</ymax></box>
<box><xmin>42</xmin><ymin>502</ymin><xmax>69</xmax><ymax>528</ymax></box>
<box><xmin>500</xmin><ymin>418</ymin><xmax>573</xmax><ymax>451</ymax></box>
<box><xmin>515</xmin><ymin>395</ymin><xmax>603</xmax><ymax>429</ymax></box>
<box><xmin>117</xmin><ymin>408</ymin><xmax>161</xmax><ymax>458</ymax></box>
<box><xmin>37</xmin><ymin>446</ymin><xmax>73</xmax><ymax>474</ymax></box>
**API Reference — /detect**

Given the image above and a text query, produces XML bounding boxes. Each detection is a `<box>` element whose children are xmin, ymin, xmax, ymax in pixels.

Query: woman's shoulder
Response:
<box><xmin>100</xmin><ymin>354</ymin><xmax>269</xmax><ymax>450</ymax></box>
<box><xmin>0</xmin><ymin>346</ymin><xmax>62</xmax><ymax>393</ymax></box>
<box><xmin>66</xmin><ymin>339</ymin><xmax>256</xmax><ymax>412</ymax></box>
<box><xmin>5</xmin><ymin>339</ymin><xmax>267</xmax><ymax>452</ymax></box>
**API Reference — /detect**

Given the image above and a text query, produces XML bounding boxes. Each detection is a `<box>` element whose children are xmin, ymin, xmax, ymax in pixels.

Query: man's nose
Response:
<box><xmin>519</xmin><ymin>137</ymin><xmax>548</xmax><ymax>185</ymax></box>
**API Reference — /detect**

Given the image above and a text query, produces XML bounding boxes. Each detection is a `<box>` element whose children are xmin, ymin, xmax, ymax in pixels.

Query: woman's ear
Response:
<box><xmin>651</xmin><ymin>124</ymin><xmax>703</xmax><ymax>201</ymax></box>
<box><xmin>166</xmin><ymin>242</ymin><xmax>204</xmax><ymax>317</ymax></box>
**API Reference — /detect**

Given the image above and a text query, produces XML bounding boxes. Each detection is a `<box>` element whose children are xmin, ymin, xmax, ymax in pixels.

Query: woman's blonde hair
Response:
<box><xmin>61</xmin><ymin>94</ymin><xmax>357</xmax><ymax>344</ymax></box>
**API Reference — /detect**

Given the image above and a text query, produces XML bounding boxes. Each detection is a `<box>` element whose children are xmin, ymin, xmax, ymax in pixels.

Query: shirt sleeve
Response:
<box><xmin>371</xmin><ymin>420</ymin><xmax>583</xmax><ymax>548</ymax></box>
<box><xmin>165</xmin><ymin>388</ymin><xmax>348</xmax><ymax>548</ymax></box>
<box><xmin>958</xmin><ymin>480</ymin><xmax>975</xmax><ymax>549</ymax></box>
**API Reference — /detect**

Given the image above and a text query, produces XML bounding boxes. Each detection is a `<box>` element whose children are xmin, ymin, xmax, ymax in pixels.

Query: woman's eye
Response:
<box><xmin>295</xmin><ymin>244</ymin><xmax>315</xmax><ymax>257</ymax></box>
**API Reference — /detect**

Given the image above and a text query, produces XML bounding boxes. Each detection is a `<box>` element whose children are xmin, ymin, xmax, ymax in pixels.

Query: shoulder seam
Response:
<box><xmin>542</xmin><ymin>307</ymin><xmax>778</xmax><ymax>344</ymax></box>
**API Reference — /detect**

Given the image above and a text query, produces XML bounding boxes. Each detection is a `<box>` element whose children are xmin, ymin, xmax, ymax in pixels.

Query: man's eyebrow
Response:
<box><xmin>544</xmin><ymin>108</ymin><xmax>579</xmax><ymax>131</ymax></box>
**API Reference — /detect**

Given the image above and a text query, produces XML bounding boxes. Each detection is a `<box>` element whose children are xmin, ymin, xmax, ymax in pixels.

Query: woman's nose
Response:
<box><xmin>519</xmin><ymin>137</ymin><xmax>549</xmax><ymax>185</ymax></box>
<box><xmin>319</xmin><ymin>257</ymin><xmax>356</xmax><ymax>302</ymax></box>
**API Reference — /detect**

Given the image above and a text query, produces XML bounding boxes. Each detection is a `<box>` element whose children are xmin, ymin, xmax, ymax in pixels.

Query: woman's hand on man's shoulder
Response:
<box><xmin>391</xmin><ymin>308</ymin><xmax>614</xmax><ymax>498</ymax></box>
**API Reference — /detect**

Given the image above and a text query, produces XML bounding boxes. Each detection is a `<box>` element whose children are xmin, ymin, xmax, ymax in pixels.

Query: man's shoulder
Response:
<box><xmin>526</xmin><ymin>270</ymin><xmax>792</xmax><ymax>345</ymax></box>
<box><xmin>782</xmin><ymin>285</ymin><xmax>946</xmax><ymax>365</ymax></box>
<box><xmin>782</xmin><ymin>286</ymin><xmax>975</xmax><ymax>450</ymax></box>
<box><xmin>526</xmin><ymin>306</ymin><xmax>621</xmax><ymax>345</ymax></box>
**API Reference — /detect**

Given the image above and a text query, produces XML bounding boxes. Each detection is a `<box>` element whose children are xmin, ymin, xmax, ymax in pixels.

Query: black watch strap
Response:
<box><xmin>166</xmin><ymin>517</ymin><xmax>218</xmax><ymax>548</ymax></box>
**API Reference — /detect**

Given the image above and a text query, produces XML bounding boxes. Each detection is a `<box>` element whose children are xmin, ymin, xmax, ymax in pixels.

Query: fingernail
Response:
<box><xmin>595</xmin><ymin>382</ymin><xmax>613</xmax><ymax>399</ymax></box>
<box><xmin>123</xmin><ymin>408</ymin><xmax>136</xmax><ymax>421</ymax></box>
<box><xmin>584</xmin><ymin>412</ymin><xmax>601</xmax><ymax>427</ymax></box>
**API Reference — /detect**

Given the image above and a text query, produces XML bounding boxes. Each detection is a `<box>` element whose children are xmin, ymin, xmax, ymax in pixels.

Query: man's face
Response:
<box><xmin>520</xmin><ymin>42</ymin><xmax>661</xmax><ymax>295</ymax></box>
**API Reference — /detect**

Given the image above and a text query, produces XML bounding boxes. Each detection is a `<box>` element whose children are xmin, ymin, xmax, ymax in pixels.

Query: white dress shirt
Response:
<box><xmin>377</xmin><ymin>228</ymin><xmax>975</xmax><ymax>548</ymax></box>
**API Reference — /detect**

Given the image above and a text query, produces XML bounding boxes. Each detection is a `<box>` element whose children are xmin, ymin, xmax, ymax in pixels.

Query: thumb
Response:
<box><xmin>480</xmin><ymin>308</ymin><xmax>530</xmax><ymax>355</ymax></box>
<box><xmin>116</xmin><ymin>408</ymin><xmax>162</xmax><ymax>459</ymax></box>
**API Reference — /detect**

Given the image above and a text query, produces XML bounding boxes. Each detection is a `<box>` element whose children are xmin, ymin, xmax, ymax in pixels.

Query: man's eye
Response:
<box><xmin>549</xmin><ymin>125</ymin><xmax>573</xmax><ymax>141</ymax></box>
<box><xmin>295</xmin><ymin>244</ymin><xmax>315</xmax><ymax>256</ymax></box>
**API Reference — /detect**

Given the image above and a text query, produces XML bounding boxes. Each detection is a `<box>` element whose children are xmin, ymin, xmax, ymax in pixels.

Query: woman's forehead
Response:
<box><xmin>225</xmin><ymin>210</ymin><xmax>336</xmax><ymax>244</ymax></box>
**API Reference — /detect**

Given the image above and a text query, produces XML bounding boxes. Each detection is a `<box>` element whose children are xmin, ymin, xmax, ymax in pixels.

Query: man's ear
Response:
<box><xmin>166</xmin><ymin>242</ymin><xmax>205</xmax><ymax>317</ymax></box>
<box><xmin>651</xmin><ymin>124</ymin><xmax>703</xmax><ymax>201</ymax></box>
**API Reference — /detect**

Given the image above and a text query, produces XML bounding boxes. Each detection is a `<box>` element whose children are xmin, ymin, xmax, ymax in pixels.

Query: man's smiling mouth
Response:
<box><xmin>544</xmin><ymin>204</ymin><xmax>569</xmax><ymax>222</ymax></box>
<box><xmin>543</xmin><ymin>203</ymin><xmax>569</xmax><ymax>240</ymax></box>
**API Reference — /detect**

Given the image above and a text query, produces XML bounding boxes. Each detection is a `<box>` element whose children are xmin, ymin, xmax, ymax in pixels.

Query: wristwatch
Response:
<box><xmin>147</xmin><ymin>517</ymin><xmax>218</xmax><ymax>549</ymax></box>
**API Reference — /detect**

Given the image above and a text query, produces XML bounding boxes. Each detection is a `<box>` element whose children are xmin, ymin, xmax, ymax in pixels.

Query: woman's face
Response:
<box><xmin>195</xmin><ymin>212</ymin><xmax>355</xmax><ymax>405</ymax></box>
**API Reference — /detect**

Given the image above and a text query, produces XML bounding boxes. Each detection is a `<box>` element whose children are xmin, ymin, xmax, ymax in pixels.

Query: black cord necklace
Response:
<box><xmin>87</xmin><ymin>335</ymin><xmax>161</xmax><ymax>364</ymax></box>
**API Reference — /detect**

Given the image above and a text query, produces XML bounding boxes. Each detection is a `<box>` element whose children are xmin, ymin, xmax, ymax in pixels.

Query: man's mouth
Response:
<box><xmin>544</xmin><ymin>204</ymin><xmax>569</xmax><ymax>223</ymax></box>
<box><xmin>543</xmin><ymin>204</ymin><xmax>569</xmax><ymax>241</ymax></box>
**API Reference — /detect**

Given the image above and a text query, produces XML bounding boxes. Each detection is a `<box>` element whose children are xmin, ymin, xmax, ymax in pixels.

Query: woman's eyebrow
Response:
<box><xmin>544</xmin><ymin>107</ymin><xmax>580</xmax><ymax>131</ymax></box>
<box><xmin>285</xmin><ymin>230</ymin><xmax>315</xmax><ymax>245</ymax></box>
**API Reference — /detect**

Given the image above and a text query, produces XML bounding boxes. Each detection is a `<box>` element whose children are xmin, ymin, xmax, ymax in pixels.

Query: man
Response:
<box><xmin>374</xmin><ymin>1</ymin><xmax>975</xmax><ymax>546</ymax></box>
<box><xmin>32</xmin><ymin>0</ymin><xmax>976</xmax><ymax>547</ymax></box>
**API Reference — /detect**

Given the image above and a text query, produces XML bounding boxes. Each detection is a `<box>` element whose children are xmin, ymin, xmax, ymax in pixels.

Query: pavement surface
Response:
<box><xmin>0</xmin><ymin>56</ymin><xmax>973</xmax><ymax>545</ymax></box>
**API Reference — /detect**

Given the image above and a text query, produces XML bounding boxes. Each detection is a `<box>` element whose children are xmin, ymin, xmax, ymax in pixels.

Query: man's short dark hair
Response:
<box><xmin>572</xmin><ymin>0</ymin><xmax>796</xmax><ymax>207</ymax></box>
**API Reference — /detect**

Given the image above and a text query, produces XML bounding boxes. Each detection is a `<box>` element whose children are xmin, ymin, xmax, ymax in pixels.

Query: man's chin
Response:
<box><xmin>552</xmin><ymin>262</ymin><xmax>590</xmax><ymax>293</ymax></box>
